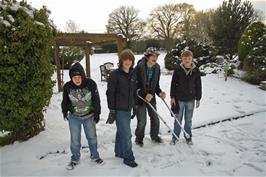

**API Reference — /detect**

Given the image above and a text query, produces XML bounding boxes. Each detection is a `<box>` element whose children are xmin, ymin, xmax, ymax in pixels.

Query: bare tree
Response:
<box><xmin>65</xmin><ymin>19</ymin><xmax>80</xmax><ymax>33</ymax></box>
<box><xmin>148</xmin><ymin>4</ymin><xmax>182</xmax><ymax>40</ymax></box>
<box><xmin>147</xmin><ymin>3</ymin><xmax>196</xmax><ymax>50</ymax></box>
<box><xmin>106</xmin><ymin>6</ymin><xmax>145</xmax><ymax>47</ymax></box>
<box><xmin>62</xmin><ymin>19</ymin><xmax>83</xmax><ymax>68</ymax></box>
<box><xmin>178</xmin><ymin>3</ymin><xmax>196</xmax><ymax>41</ymax></box>
<box><xmin>189</xmin><ymin>10</ymin><xmax>214</xmax><ymax>44</ymax></box>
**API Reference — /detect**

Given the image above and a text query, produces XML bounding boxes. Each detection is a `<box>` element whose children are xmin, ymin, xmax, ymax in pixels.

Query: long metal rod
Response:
<box><xmin>161</xmin><ymin>99</ymin><xmax>190</xmax><ymax>139</ymax></box>
<box><xmin>136</xmin><ymin>90</ymin><xmax>180</xmax><ymax>140</ymax></box>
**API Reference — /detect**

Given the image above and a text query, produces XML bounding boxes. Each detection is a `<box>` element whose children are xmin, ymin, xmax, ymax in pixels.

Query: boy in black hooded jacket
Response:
<box><xmin>170</xmin><ymin>50</ymin><xmax>202</xmax><ymax>145</ymax></box>
<box><xmin>61</xmin><ymin>62</ymin><xmax>103</xmax><ymax>170</ymax></box>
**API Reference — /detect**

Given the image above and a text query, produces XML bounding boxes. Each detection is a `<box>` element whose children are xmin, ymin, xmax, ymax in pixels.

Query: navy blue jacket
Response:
<box><xmin>106</xmin><ymin>67</ymin><xmax>137</xmax><ymax>112</ymax></box>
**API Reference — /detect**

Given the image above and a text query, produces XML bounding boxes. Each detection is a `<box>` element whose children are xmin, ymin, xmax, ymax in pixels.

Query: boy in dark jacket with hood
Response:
<box><xmin>61</xmin><ymin>62</ymin><xmax>103</xmax><ymax>170</ymax></box>
<box><xmin>106</xmin><ymin>49</ymin><xmax>138</xmax><ymax>168</ymax></box>
<box><xmin>134</xmin><ymin>47</ymin><xmax>166</xmax><ymax>147</ymax></box>
<box><xmin>170</xmin><ymin>50</ymin><xmax>202</xmax><ymax>145</ymax></box>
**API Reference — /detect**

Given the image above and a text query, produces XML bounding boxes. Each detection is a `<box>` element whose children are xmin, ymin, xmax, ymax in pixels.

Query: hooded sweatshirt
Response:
<box><xmin>61</xmin><ymin>62</ymin><xmax>101</xmax><ymax>119</ymax></box>
<box><xmin>170</xmin><ymin>63</ymin><xmax>202</xmax><ymax>101</ymax></box>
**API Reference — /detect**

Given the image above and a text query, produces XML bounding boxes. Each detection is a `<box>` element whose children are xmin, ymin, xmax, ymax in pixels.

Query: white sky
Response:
<box><xmin>28</xmin><ymin>0</ymin><xmax>265</xmax><ymax>33</ymax></box>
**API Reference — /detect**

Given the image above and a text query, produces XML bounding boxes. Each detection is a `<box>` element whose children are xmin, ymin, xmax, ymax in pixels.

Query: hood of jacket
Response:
<box><xmin>69</xmin><ymin>62</ymin><xmax>86</xmax><ymax>87</ymax></box>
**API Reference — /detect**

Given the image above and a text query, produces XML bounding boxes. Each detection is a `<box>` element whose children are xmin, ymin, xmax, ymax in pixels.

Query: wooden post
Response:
<box><xmin>85</xmin><ymin>41</ymin><xmax>92</xmax><ymax>78</ymax></box>
<box><xmin>54</xmin><ymin>45</ymin><xmax>62</xmax><ymax>92</ymax></box>
<box><xmin>117</xmin><ymin>35</ymin><xmax>125</xmax><ymax>55</ymax></box>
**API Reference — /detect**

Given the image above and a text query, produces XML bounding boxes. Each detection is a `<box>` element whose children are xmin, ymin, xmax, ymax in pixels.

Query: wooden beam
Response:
<box><xmin>57</xmin><ymin>33</ymin><xmax>118</xmax><ymax>39</ymax></box>
<box><xmin>55</xmin><ymin>33</ymin><xmax>121</xmax><ymax>47</ymax></box>
<box><xmin>55</xmin><ymin>38</ymin><xmax>117</xmax><ymax>46</ymax></box>
<box><xmin>85</xmin><ymin>43</ymin><xmax>91</xmax><ymax>78</ymax></box>
<box><xmin>117</xmin><ymin>35</ymin><xmax>126</xmax><ymax>54</ymax></box>
<box><xmin>54</xmin><ymin>45</ymin><xmax>62</xmax><ymax>92</ymax></box>
<box><xmin>54</xmin><ymin>32</ymin><xmax>125</xmax><ymax>84</ymax></box>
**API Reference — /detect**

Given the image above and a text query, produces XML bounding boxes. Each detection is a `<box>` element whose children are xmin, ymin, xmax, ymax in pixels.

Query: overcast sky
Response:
<box><xmin>28</xmin><ymin>0</ymin><xmax>266</xmax><ymax>33</ymax></box>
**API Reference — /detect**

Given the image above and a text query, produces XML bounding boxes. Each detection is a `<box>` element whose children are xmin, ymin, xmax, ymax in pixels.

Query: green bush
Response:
<box><xmin>238</xmin><ymin>21</ymin><xmax>266</xmax><ymax>84</ymax></box>
<box><xmin>164</xmin><ymin>40</ymin><xmax>215</xmax><ymax>70</ymax></box>
<box><xmin>0</xmin><ymin>0</ymin><xmax>55</xmax><ymax>145</ymax></box>
<box><xmin>59</xmin><ymin>47</ymin><xmax>84</xmax><ymax>69</ymax></box>
<box><xmin>243</xmin><ymin>70</ymin><xmax>266</xmax><ymax>85</ymax></box>
<box><xmin>238</xmin><ymin>21</ymin><xmax>266</xmax><ymax>64</ymax></box>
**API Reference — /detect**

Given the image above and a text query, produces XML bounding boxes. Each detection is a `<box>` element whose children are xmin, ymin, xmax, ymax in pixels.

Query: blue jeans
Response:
<box><xmin>173</xmin><ymin>100</ymin><xmax>195</xmax><ymax>140</ymax></box>
<box><xmin>115</xmin><ymin>111</ymin><xmax>135</xmax><ymax>162</ymax></box>
<box><xmin>135</xmin><ymin>102</ymin><xmax>160</xmax><ymax>141</ymax></box>
<box><xmin>68</xmin><ymin>114</ymin><xmax>100</xmax><ymax>161</ymax></box>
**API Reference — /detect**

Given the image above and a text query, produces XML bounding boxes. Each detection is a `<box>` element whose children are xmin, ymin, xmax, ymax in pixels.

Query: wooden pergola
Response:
<box><xmin>54</xmin><ymin>33</ymin><xmax>125</xmax><ymax>92</ymax></box>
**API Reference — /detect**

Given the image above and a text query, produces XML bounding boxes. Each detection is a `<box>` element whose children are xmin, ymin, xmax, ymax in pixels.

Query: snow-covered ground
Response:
<box><xmin>1</xmin><ymin>53</ymin><xmax>265</xmax><ymax>176</ymax></box>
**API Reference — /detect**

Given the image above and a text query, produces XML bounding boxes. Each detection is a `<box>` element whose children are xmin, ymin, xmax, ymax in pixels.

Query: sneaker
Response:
<box><xmin>169</xmin><ymin>138</ymin><xmax>178</xmax><ymax>145</ymax></box>
<box><xmin>94</xmin><ymin>158</ymin><xmax>104</xmax><ymax>165</ymax></box>
<box><xmin>152</xmin><ymin>136</ymin><xmax>163</xmax><ymax>143</ymax></box>
<box><xmin>66</xmin><ymin>161</ymin><xmax>79</xmax><ymax>170</ymax></box>
<box><xmin>124</xmin><ymin>160</ymin><xmax>138</xmax><ymax>168</ymax></box>
<box><xmin>135</xmin><ymin>139</ymin><xmax>144</xmax><ymax>147</ymax></box>
<box><xmin>186</xmin><ymin>138</ymin><xmax>193</xmax><ymax>145</ymax></box>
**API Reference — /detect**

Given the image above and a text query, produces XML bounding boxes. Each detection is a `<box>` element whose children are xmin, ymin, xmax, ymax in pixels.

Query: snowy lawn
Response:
<box><xmin>1</xmin><ymin>53</ymin><xmax>265</xmax><ymax>176</ymax></box>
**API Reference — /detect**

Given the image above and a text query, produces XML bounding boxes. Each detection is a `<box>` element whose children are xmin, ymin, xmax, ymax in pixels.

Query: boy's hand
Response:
<box><xmin>196</xmin><ymin>100</ymin><xmax>200</xmax><ymax>108</ymax></box>
<box><xmin>63</xmin><ymin>112</ymin><xmax>68</xmax><ymax>121</ymax></box>
<box><xmin>171</xmin><ymin>98</ymin><xmax>176</xmax><ymax>106</ymax></box>
<box><xmin>159</xmin><ymin>92</ymin><xmax>166</xmax><ymax>99</ymax></box>
<box><xmin>131</xmin><ymin>107</ymin><xmax>136</xmax><ymax>119</ymax></box>
<box><xmin>106</xmin><ymin>110</ymin><xmax>116</xmax><ymax>124</ymax></box>
<box><xmin>145</xmin><ymin>94</ymin><xmax>153</xmax><ymax>102</ymax></box>
<box><xmin>94</xmin><ymin>115</ymin><xmax>100</xmax><ymax>124</ymax></box>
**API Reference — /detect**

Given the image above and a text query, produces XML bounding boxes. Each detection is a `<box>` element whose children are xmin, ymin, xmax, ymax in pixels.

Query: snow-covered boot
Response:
<box><xmin>186</xmin><ymin>138</ymin><xmax>193</xmax><ymax>145</ymax></box>
<box><xmin>66</xmin><ymin>160</ymin><xmax>79</xmax><ymax>170</ymax></box>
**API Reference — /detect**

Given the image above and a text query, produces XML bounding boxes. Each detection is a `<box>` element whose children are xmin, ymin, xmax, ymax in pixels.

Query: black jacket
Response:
<box><xmin>61</xmin><ymin>63</ymin><xmax>101</xmax><ymax>118</ymax></box>
<box><xmin>170</xmin><ymin>63</ymin><xmax>202</xmax><ymax>101</ymax></box>
<box><xmin>106</xmin><ymin>67</ymin><xmax>137</xmax><ymax>112</ymax></box>
<box><xmin>135</xmin><ymin>57</ymin><xmax>162</xmax><ymax>104</ymax></box>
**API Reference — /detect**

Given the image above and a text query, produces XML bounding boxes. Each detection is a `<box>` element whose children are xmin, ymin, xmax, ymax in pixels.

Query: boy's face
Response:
<box><xmin>72</xmin><ymin>75</ymin><xmax>82</xmax><ymax>86</ymax></box>
<box><xmin>147</xmin><ymin>54</ymin><xmax>158</xmax><ymax>66</ymax></box>
<box><xmin>182</xmin><ymin>56</ymin><xmax>193</xmax><ymax>66</ymax></box>
<box><xmin>122</xmin><ymin>58</ymin><xmax>133</xmax><ymax>70</ymax></box>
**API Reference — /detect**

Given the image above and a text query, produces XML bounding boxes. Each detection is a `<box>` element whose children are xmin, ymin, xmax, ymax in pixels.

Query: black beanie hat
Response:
<box><xmin>69</xmin><ymin>68</ymin><xmax>82</xmax><ymax>78</ymax></box>
<box><xmin>69</xmin><ymin>62</ymin><xmax>85</xmax><ymax>79</ymax></box>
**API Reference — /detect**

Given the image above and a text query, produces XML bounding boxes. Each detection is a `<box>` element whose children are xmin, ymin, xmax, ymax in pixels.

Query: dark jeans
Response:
<box><xmin>173</xmin><ymin>100</ymin><xmax>195</xmax><ymax>140</ymax></box>
<box><xmin>115</xmin><ymin>111</ymin><xmax>135</xmax><ymax>162</ymax></box>
<box><xmin>68</xmin><ymin>114</ymin><xmax>100</xmax><ymax>162</ymax></box>
<box><xmin>135</xmin><ymin>102</ymin><xmax>160</xmax><ymax>141</ymax></box>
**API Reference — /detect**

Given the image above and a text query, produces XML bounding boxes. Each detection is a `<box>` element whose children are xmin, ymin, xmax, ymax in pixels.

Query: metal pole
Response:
<box><xmin>161</xmin><ymin>99</ymin><xmax>190</xmax><ymax>139</ymax></box>
<box><xmin>136</xmin><ymin>90</ymin><xmax>180</xmax><ymax>140</ymax></box>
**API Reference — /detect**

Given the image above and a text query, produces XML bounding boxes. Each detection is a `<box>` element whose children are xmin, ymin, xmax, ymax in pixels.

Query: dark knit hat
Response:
<box><xmin>69</xmin><ymin>62</ymin><xmax>85</xmax><ymax>79</ymax></box>
<box><xmin>69</xmin><ymin>68</ymin><xmax>82</xmax><ymax>78</ymax></box>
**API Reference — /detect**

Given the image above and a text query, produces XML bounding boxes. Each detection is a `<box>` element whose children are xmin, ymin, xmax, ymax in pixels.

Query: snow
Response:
<box><xmin>35</xmin><ymin>21</ymin><xmax>45</xmax><ymax>27</ymax></box>
<box><xmin>0</xmin><ymin>1</ymin><xmax>35</xmax><ymax>19</ymax></box>
<box><xmin>7</xmin><ymin>14</ymin><xmax>15</xmax><ymax>23</ymax></box>
<box><xmin>1</xmin><ymin>53</ymin><xmax>266</xmax><ymax>176</ymax></box>
<box><xmin>9</xmin><ymin>1</ymin><xmax>35</xmax><ymax>18</ymax></box>
<box><xmin>199</xmin><ymin>62</ymin><xmax>223</xmax><ymax>74</ymax></box>
<box><xmin>0</xmin><ymin>19</ymin><xmax>11</xmax><ymax>27</ymax></box>
<box><xmin>233</xmin><ymin>69</ymin><xmax>246</xmax><ymax>79</ymax></box>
